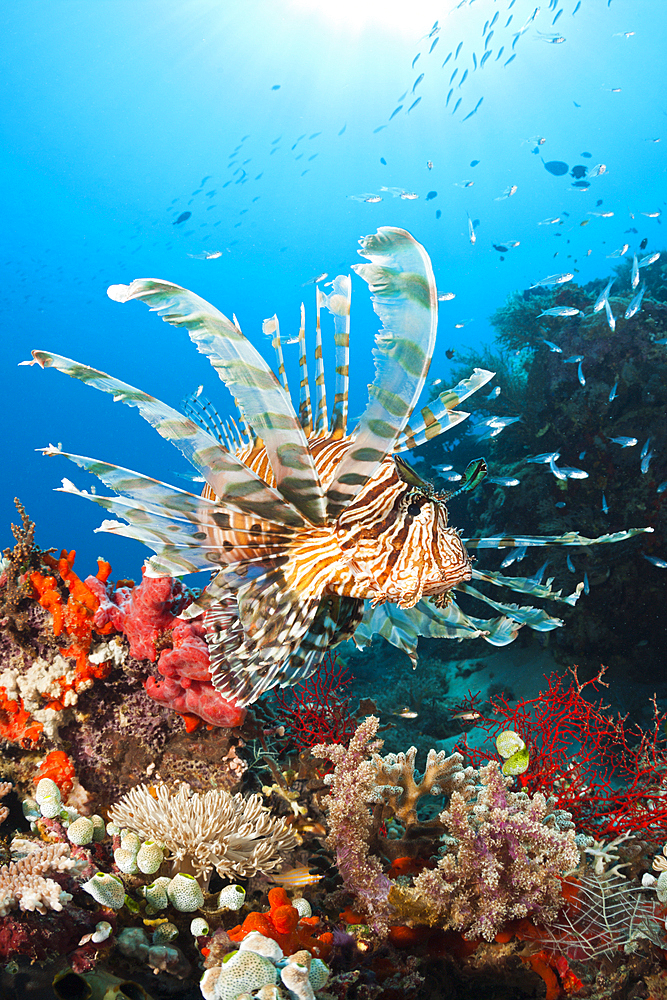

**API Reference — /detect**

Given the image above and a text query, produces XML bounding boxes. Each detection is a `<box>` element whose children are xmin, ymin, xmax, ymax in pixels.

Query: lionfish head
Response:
<box><xmin>336</xmin><ymin>454</ymin><xmax>472</xmax><ymax>611</ymax></box>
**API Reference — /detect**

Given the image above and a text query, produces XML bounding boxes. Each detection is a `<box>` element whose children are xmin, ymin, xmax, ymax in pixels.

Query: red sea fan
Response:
<box><xmin>273</xmin><ymin>652</ymin><xmax>357</xmax><ymax>751</ymax></box>
<box><xmin>455</xmin><ymin>665</ymin><xmax>667</xmax><ymax>841</ymax></box>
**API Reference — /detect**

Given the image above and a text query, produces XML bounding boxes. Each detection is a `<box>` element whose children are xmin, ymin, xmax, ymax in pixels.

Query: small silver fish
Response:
<box><xmin>641</xmin><ymin>210</ymin><xmax>661</xmax><ymax>218</ymax></box>
<box><xmin>641</xmin><ymin>436</ymin><xmax>652</xmax><ymax>458</ymax></box>
<box><xmin>610</xmin><ymin>436</ymin><xmax>637</xmax><ymax>447</ymax></box>
<box><xmin>438</xmin><ymin>292</ymin><xmax>456</xmax><ymax>301</ymax></box>
<box><xmin>187</xmin><ymin>250</ymin><xmax>224</xmax><ymax>260</ymax></box>
<box><xmin>607</xmin><ymin>244</ymin><xmax>629</xmax><ymax>258</ymax></box>
<box><xmin>487</xmin><ymin>476</ymin><xmax>520</xmax><ymax>486</ymax></box>
<box><xmin>467</xmin><ymin>213</ymin><xmax>476</xmax><ymax>245</ymax></box>
<box><xmin>365</xmin><ymin>195</ymin><xmax>383</xmax><ymax>203</ymax></box>
<box><xmin>451</xmin><ymin>708</ymin><xmax>484</xmax><ymax>722</ymax></box>
<box><xmin>559</xmin><ymin>466</ymin><xmax>589</xmax><ymax>479</ymax></box>
<box><xmin>542</xmin><ymin>339</ymin><xmax>562</xmax><ymax>352</ymax></box>
<box><xmin>526</xmin><ymin>451</ymin><xmax>560</xmax><ymax>464</ymax></box>
<box><xmin>609</xmin><ymin>380</ymin><xmax>618</xmax><ymax>402</ymax></box>
<box><xmin>302</xmin><ymin>272</ymin><xmax>328</xmax><ymax>286</ymax></box>
<box><xmin>563</xmin><ymin>355</ymin><xmax>584</xmax><ymax>363</ymax></box>
<box><xmin>604</xmin><ymin>297</ymin><xmax>616</xmax><ymax>332</ymax></box>
<box><xmin>577</xmin><ymin>361</ymin><xmax>586</xmax><ymax>386</ymax></box>
<box><xmin>495</xmin><ymin>184</ymin><xmax>518</xmax><ymax>200</ymax></box>
<box><xmin>624</xmin><ymin>282</ymin><xmax>645</xmax><ymax>319</ymax></box>
<box><xmin>631</xmin><ymin>254</ymin><xmax>639</xmax><ymax>289</ymax></box>
<box><xmin>639</xmin><ymin>252</ymin><xmax>660</xmax><ymax>267</ymax></box>
<box><xmin>549</xmin><ymin>455</ymin><xmax>568</xmax><ymax>481</ymax></box>
<box><xmin>539</xmin><ymin>217</ymin><xmax>562</xmax><ymax>225</ymax></box>
<box><xmin>538</xmin><ymin>307</ymin><xmax>581</xmax><ymax>317</ymax></box>
<box><xmin>439</xmin><ymin>471</ymin><xmax>463</xmax><ymax>482</ymax></box>
<box><xmin>400</xmin><ymin>191</ymin><xmax>419</xmax><ymax>200</ymax></box>
<box><xmin>641</xmin><ymin>451</ymin><xmax>654</xmax><ymax>474</ymax></box>
<box><xmin>433</xmin><ymin>463</ymin><xmax>453</xmax><ymax>472</ymax></box>
<box><xmin>642</xmin><ymin>553</ymin><xmax>667</xmax><ymax>569</ymax></box>
<box><xmin>587</xmin><ymin>211</ymin><xmax>614</xmax><ymax>218</ymax></box>
<box><xmin>500</xmin><ymin>543</ymin><xmax>528</xmax><ymax>568</ymax></box>
<box><xmin>393</xmin><ymin>706</ymin><xmax>419</xmax><ymax>719</ymax></box>
<box><xmin>485</xmin><ymin>386</ymin><xmax>501</xmax><ymax>398</ymax></box>
<box><xmin>530</xmin><ymin>272</ymin><xmax>574</xmax><ymax>288</ymax></box>
<box><xmin>589</xmin><ymin>164</ymin><xmax>606</xmax><ymax>177</ymax></box>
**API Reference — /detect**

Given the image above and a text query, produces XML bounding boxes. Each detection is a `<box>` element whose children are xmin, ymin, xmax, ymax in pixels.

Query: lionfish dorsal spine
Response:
<box><xmin>325</xmin><ymin>227</ymin><xmax>438</xmax><ymax>519</ymax></box>
<box><xmin>297</xmin><ymin>302</ymin><xmax>313</xmax><ymax>435</ymax></box>
<box><xmin>394</xmin><ymin>367</ymin><xmax>495</xmax><ymax>452</ymax></box>
<box><xmin>263</xmin><ymin>313</ymin><xmax>290</xmax><ymax>396</ymax></box>
<box><xmin>319</xmin><ymin>275</ymin><xmax>351</xmax><ymax>439</ymax></box>
<box><xmin>106</xmin><ymin>279</ymin><xmax>328</xmax><ymax>526</ymax></box>
<box><xmin>314</xmin><ymin>288</ymin><xmax>328</xmax><ymax>436</ymax></box>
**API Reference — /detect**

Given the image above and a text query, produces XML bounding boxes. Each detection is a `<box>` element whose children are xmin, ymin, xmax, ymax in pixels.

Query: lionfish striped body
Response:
<box><xmin>26</xmin><ymin>227</ymin><xmax>651</xmax><ymax>707</ymax></box>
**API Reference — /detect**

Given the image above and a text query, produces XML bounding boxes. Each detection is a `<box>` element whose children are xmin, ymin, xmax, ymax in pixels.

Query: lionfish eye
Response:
<box><xmin>407</xmin><ymin>498</ymin><xmax>425</xmax><ymax>517</ymax></box>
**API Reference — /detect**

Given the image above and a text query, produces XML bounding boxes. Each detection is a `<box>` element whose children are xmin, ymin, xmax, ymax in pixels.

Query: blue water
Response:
<box><xmin>2</xmin><ymin>0</ymin><xmax>665</xmax><ymax>579</ymax></box>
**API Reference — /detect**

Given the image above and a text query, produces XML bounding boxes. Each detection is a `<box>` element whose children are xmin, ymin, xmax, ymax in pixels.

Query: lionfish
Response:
<box><xmin>24</xmin><ymin>227</ymin><xmax>649</xmax><ymax>707</ymax></box>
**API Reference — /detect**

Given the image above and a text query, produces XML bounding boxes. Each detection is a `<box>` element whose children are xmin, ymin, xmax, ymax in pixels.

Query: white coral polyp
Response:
<box><xmin>107</xmin><ymin>783</ymin><xmax>298</xmax><ymax>885</ymax></box>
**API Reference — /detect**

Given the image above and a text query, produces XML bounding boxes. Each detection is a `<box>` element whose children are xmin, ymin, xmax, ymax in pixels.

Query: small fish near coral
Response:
<box><xmin>25</xmin><ymin>227</ymin><xmax>651</xmax><ymax>717</ymax></box>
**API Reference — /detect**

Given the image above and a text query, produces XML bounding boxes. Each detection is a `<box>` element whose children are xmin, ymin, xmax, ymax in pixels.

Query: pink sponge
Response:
<box><xmin>87</xmin><ymin>570</ymin><xmax>246</xmax><ymax>729</ymax></box>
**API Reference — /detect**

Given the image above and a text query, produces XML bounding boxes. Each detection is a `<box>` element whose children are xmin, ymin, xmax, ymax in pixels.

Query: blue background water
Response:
<box><xmin>2</xmin><ymin>0</ymin><xmax>664</xmax><ymax>580</ymax></box>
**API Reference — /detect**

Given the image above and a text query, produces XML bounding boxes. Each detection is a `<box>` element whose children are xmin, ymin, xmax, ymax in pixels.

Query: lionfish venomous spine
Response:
<box><xmin>24</xmin><ymin>227</ymin><xmax>650</xmax><ymax>706</ymax></box>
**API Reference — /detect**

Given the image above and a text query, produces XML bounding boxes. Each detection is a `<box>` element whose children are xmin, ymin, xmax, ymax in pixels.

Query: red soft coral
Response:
<box><xmin>228</xmin><ymin>887</ymin><xmax>332</xmax><ymax>960</ymax></box>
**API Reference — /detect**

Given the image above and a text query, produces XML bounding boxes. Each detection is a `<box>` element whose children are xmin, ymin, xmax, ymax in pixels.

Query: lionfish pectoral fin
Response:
<box><xmin>463</xmin><ymin>527</ymin><xmax>653</xmax><ymax>548</ymax></box>
<box><xmin>455</xmin><ymin>583</ymin><xmax>564</xmax><ymax>631</ymax></box>
<box><xmin>326</xmin><ymin>228</ymin><xmax>438</xmax><ymax>519</ymax></box>
<box><xmin>30</xmin><ymin>356</ymin><xmax>306</xmax><ymax>529</ymax></box>
<box><xmin>107</xmin><ymin>280</ymin><xmax>327</xmax><ymax>526</ymax></box>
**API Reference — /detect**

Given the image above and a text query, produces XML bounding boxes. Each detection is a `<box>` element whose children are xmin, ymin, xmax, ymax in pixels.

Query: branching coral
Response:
<box><xmin>390</xmin><ymin>760</ymin><xmax>580</xmax><ymax>941</ymax></box>
<box><xmin>0</xmin><ymin>840</ymin><xmax>84</xmax><ymax>916</ymax></box>
<box><xmin>313</xmin><ymin>717</ymin><xmax>580</xmax><ymax>942</ymax></box>
<box><xmin>107</xmin><ymin>782</ymin><xmax>298</xmax><ymax>887</ymax></box>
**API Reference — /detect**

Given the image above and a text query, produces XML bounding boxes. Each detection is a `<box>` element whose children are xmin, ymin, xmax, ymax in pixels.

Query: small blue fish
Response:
<box><xmin>631</xmin><ymin>254</ymin><xmax>639</xmax><ymax>290</ymax></box>
<box><xmin>458</xmin><ymin>69</ymin><xmax>469</xmax><ymax>87</ymax></box>
<box><xmin>452</xmin><ymin>97</ymin><xmax>462</xmax><ymax>114</ymax></box>
<box><xmin>412</xmin><ymin>54</ymin><xmax>421</xmax><ymax>69</ymax></box>
<box><xmin>567</xmin><ymin>554</ymin><xmax>576</xmax><ymax>573</ymax></box>
<box><xmin>641</xmin><ymin>437</ymin><xmax>652</xmax><ymax>458</ymax></box>
<box><xmin>555</xmin><ymin>502</ymin><xmax>566</xmax><ymax>508</ymax></box>
<box><xmin>407</xmin><ymin>97</ymin><xmax>422</xmax><ymax>113</ymax></box>
<box><xmin>609</xmin><ymin>380</ymin><xmax>618</xmax><ymax>402</ymax></box>
<box><xmin>389</xmin><ymin>105</ymin><xmax>403</xmax><ymax>120</ymax></box>
<box><xmin>472</xmin><ymin>53</ymin><xmax>477</xmax><ymax>71</ymax></box>
<box><xmin>455</xmin><ymin>41</ymin><xmax>463</xmax><ymax>59</ymax></box>
<box><xmin>642</xmin><ymin>553</ymin><xmax>667</xmax><ymax>569</ymax></box>
<box><xmin>641</xmin><ymin>451</ymin><xmax>654</xmax><ymax>474</ymax></box>
<box><xmin>577</xmin><ymin>361</ymin><xmax>586</xmax><ymax>386</ymax></box>
<box><xmin>583</xmin><ymin>572</ymin><xmax>590</xmax><ymax>594</ymax></box>
<box><xmin>657</xmin><ymin>481</ymin><xmax>667</xmax><ymax>494</ymax></box>
<box><xmin>610</xmin><ymin>436</ymin><xmax>637</xmax><ymax>447</ymax></box>
<box><xmin>446</xmin><ymin>88</ymin><xmax>454</xmax><ymax>107</ymax></box>
<box><xmin>462</xmin><ymin>97</ymin><xmax>484</xmax><ymax>121</ymax></box>
<box><xmin>496</xmin><ymin>46</ymin><xmax>505</xmax><ymax>60</ymax></box>
<box><xmin>429</xmin><ymin>37</ymin><xmax>440</xmax><ymax>54</ymax></box>
<box><xmin>563</xmin><ymin>355</ymin><xmax>584</xmax><ymax>363</ymax></box>
<box><xmin>412</xmin><ymin>73</ymin><xmax>424</xmax><ymax>93</ymax></box>
<box><xmin>485</xmin><ymin>386</ymin><xmax>501</xmax><ymax>399</ymax></box>
<box><xmin>579</xmin><ymin>451</ymin><xmax>586</xmax><ymax>460</ymax></box>
<box><xmin>601</xmin><ymin>493</ymin><xmax>609</xmax><ymax>514</ymax></box>
<box><xmin>542</xmin><ymin>339</ymin><xmax>562</xmax><ymax>353</ymax></box>
<box><xmin>487</xmin><ymin>476</ymin><xmax>520</xmax><ymax>486</ymax></box>
<box><xmin>442</xmin><ymin>52</ymin><xmax>452</xmax><ymax>67</ymax></box>
<box><xmin>504</xmin><ymin>54</ymin><xmax>516</xmax><ymax>67</ymax></box>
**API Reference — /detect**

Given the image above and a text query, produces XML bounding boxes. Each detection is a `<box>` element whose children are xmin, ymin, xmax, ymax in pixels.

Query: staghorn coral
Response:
<box><xmin>0</xmin><ymin>839</ymin><xmax>84</xmax><ymax>916</ymax></box>
<box><xmin>390</xmin><ymin>760</ymin><xmax>580</xmax><ymax>941</ymax></box>
<box><xmin>107</xmin><ymin>782</ymin><xmax>299</xmax><ymax>887</ymax></box>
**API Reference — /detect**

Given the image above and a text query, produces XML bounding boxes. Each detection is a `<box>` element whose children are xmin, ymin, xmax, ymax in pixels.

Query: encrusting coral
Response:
<box><xmin>107</xmin><ymin>782</ymin><xmax>299</xmax><ymax>886</ymax></box>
